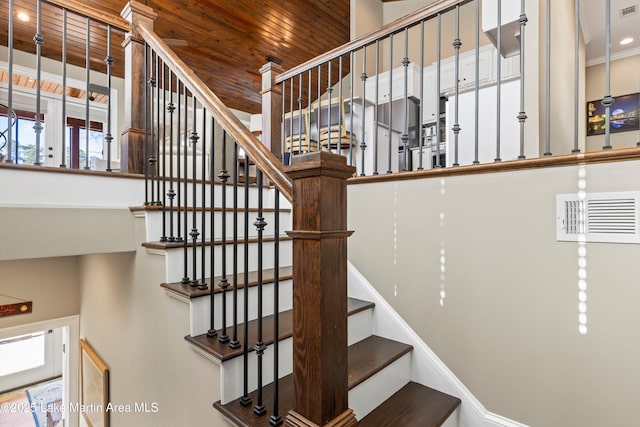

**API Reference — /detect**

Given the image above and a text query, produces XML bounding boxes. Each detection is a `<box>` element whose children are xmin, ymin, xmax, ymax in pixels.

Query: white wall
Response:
<box><xmin>78</xmin><ymin>218</ymin><xmax>232</xmax><ymax>426</ymax></box>
<box><xmin>347</xmin><ymin>159</ymin><xmax>640</xmax><ymax>426</ymax></box>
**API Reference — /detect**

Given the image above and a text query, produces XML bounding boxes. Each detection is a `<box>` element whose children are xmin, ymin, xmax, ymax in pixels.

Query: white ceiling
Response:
<box><xmin>581</xmin><ymin>0</ymin><xmax>640</xmax><ymax>64</ymax></box>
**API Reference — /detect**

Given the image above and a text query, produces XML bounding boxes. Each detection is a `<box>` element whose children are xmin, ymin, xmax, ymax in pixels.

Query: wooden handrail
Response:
<box><xmin>276</xmin><ymin>0</ymin><xmax>472</xmax><ymax>83</ymax></box>
<box><xmin>44</xmin><ymin>0</ymin><xmax>130</xmax><ymax>32</ymax></box>
<box><xmin>137</xmin><ymin>23</ymin><xmax>294</xmax><ymax>202</ymax></box>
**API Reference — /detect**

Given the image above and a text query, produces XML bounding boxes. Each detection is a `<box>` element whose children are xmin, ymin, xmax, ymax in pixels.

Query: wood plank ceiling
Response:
<box><xmin>0</xmin><ymin>0</ymin><xmax>350</xmax><ymax>114</ymax></box>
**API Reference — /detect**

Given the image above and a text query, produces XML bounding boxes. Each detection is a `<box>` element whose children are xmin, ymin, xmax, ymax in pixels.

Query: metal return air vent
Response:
<box><xmin>556</xmin><ymin>192</ymin><xmax>640</xmax><ymax>243</ymax></box>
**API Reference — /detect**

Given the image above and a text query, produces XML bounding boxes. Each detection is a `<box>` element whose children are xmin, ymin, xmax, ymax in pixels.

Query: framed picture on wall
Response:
<box><xmin>80</xmin><ymin>339</ymin><xmax>109</xmax><ymax>427</ymax></box>
<box><xmin>587</xmin><ymin>92</ymin><xmax>640</xmax><ymax>136</ymax></box>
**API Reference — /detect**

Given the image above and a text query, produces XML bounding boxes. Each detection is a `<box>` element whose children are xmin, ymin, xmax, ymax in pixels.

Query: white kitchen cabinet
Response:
<box><xmin>364</xmin><ymin>62</ymin><xmax>421</xmax><ymax>104</ymax></box>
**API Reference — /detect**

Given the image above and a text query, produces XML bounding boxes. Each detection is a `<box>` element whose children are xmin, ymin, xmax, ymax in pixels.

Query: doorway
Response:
<box><xmin>0</xmin><ymin>316</ymin><xmax>79</xmax><ymax>427</ymax></box>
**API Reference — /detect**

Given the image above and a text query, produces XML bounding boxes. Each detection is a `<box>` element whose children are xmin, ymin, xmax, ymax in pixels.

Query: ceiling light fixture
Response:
<box><xmin>16</xmin><ymin>11</ymin><xmax>30</xmax><ymax>22</ymax></box>
<box><xmin>620</xmin><ymin>37</ymin><xmax>634</xmax><ymax>45</ymax></box>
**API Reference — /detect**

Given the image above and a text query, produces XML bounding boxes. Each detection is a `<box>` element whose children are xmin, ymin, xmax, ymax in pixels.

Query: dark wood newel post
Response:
<box><xmin>285</xmin><ymin>151</ymin><xmax>357</xmax><ymax>427</ymax></box>
<box><xmin>260</xmin><ymin>62</ymin><xmax>284</xmax><ymax>160</ymax></box>
<box><xmin>120</xmin><ymin>1</ymin><xmax>157</xmax><ymax>173</ymax></box>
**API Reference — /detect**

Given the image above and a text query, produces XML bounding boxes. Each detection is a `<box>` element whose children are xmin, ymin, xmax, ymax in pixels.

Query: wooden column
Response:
<box><xmin>260</xmin><ymin>62</ymin><xmax>284</xmax><ymax>159</ymax></box>
<box><xmin>285</xmin><ymin>151</ymin><xmax>357</xmax><ymax>427</ymax></box>
<box><xmin>120</xmin><ymin>1</ymin><xmax>157</xmax><ymax>173</ymax></box>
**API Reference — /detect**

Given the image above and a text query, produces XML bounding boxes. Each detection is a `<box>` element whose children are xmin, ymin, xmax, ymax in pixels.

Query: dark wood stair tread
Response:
<box><xmin>213</xmin><ymin>335</ymin><xmax>413</xmax><ymax>427</ymax></box>
<box><xmin>186</xmin><ymin>298</ymin><xmax>375</xmax><ymax>362</ymax></box>
<box><xmin>358</xmin><ymin>382</ymin><xmax>461</xmax><ymax>427</ymax></box>
<box><xmin>161</xmin><ymin>266</ymin><xmax>293</xmax><ymax>299</ymax></box>
<box><xmin>142</xmin><ymin>234</ymin><xmax>292</xmax><ymax>250</ymax></box>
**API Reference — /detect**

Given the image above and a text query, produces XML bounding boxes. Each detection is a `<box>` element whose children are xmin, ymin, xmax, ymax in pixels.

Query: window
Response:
<box><xmin>0</xmin><ymin>108</ymin><xmax>46</xmax><ymax>164</ymax></box>
<box><xmin>66</xmin><ymin>118</ymin><xmax>104</xmax><ymax>169</ymax></box>
<box><xmin>0</xmin><ymin>332</ymin><xmax>45</xmax><ymax>376</ymax></box>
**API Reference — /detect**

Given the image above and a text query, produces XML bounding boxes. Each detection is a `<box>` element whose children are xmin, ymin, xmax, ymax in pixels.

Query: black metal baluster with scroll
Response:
<box><xmin>269</xmin><ymin>189</ymin><xmax>282</xmax><ymax>427</ymax></box>
<box><xmin>189</xmin><ymin>96</ymin><xmax>201</xmax><ymax>288</ymax></box>
<box><xmin>200</xmin><ymin>109</ymin><xmax>208</xmax><ymax>290</ymax></box>
<box><xmin>182</xmin><ymin>85</ymin><xmax>190</xmax><ymax>284</ymax></box>
<box><xmin>167</xmin><ymin>71</ymin><xmax>176</xmax><ymax>241</ymax></box>
<box><xmin>218</xmin><ymin>130</ymin><xmax>230</xmax><ymax>343</ymax></box>
<box><xmin>230</xmin><ymin>142</ymin><xmax>241</xmax><ymax>349</ymax></box>
<box><xmin>253</xmin><ymin>170</ymin><xmax>267</xmax><ymax>417</ymax></box>
<box><xmin>207</xmin><ymin>113</ymin><xmax>217</xmax><ymax>338</ymax></box>
<box><xmin>33</xmin><ymin>0</ymin><xmax>43</xmax><ymax>166</ymax></box>
<box><xmin>240</xmin><ymin>154</ymin><xmax>251</xmax><ymax>408</ymax></box>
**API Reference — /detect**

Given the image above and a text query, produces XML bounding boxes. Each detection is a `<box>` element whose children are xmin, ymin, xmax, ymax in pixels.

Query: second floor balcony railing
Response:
<box><xmin>262</xmin><ymin>0</ymin><xmax>640</xmax><ymax>178</ymax></box>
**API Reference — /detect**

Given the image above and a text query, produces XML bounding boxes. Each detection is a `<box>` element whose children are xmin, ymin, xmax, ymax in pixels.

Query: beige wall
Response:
<box><xmin>0</xmin><ymin>257</ymin><xmax>80</xmax><ymax>329</ymax></box>
<box><xmin>347</xmin><ymin>160</ymin><xmax>640</xmax><ymax>426</ymax></box>
<box><xmin>78</xmin><ymin>218</ymin><xmax>231</xmax><ymax>426</ymax></box>
<box><xmin>585</xmin><ymin>55</ymin><xmax>640</xmax><ymax>151</ymax></box>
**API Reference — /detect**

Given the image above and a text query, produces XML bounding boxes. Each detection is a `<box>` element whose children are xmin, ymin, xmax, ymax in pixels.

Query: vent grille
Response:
<box><xmin>621</xmin><ymin>5</ymin><xmax>637</xmax><ymax>16</ymax></box>
<box><xmin>557</xmin><ymin>192</ymin><xmax>640</xmax><ymax>243</ymax></box>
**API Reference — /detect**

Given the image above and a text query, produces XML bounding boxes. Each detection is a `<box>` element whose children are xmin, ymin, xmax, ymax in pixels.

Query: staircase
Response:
<box><xmin>133</xmin><ymin>179</ymin><xmax>461</xmax><ymax>427</ymax></box>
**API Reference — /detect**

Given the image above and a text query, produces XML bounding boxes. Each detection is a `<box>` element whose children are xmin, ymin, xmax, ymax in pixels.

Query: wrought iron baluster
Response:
<box><xmin>143</xmin><ymin>45</ymin><xmax>149</xmax><ymax>203</ymax></box>
<box><xmin>60</xmin><ymin>9</ymin><xmax>67</xmax><ymax>168</ymax></box>
<box><xmin>495</xmin><ymin>0</ymin><xmax>502</xmax><ymax>163</ymax></box>
<box><xmin>519</xmin><ymin>0</ymin><xmax>528</xmax><ymax>158</ymax></box>
<box><xmin>167</xmin><ymin>71</ymin><xmax>176</xmax><ymax>241</ymax></box>
<box><xmin>453</xmin><ymin>5</ymin><xmax>462</xmax><ymax>167</ymax></box>
<box><xmin>230</xmin><ymin>141</ymin><xmax>240</xmax><ymax>349</ymax></box>
<box><xmin>374</xmin><ymin>40</ymin><xmax>380</xmax><ymax>175</ymax></box>
<box><xmin>280</xmin><ymin>80</ymin><xmax>286</xmax><ymax>165</ymax></box>
<box><xmin>6</xmin><ymin>0</ymin><xmax>14</xmax><ymax>163</ymax></box>
<box><xmin>176</xmin><ymin>80</ymin><xmax>183</xmax><ymax>239</ymax></box>
<box><xmin>155</xmin><ymin>54</ymin><xmax>161</xmax><ymax>205</ymax></box>
<box><xmin>253</xmin><ymin>169</ymin><xmax>267</xmax><ymax>417</ymax></box>
<box><xmin>402</xmin><ymin>27</ymin><xmax>410</xmax><ymax>172</ymax></box>
<box><xmin>181</xmin><ymin>85</ymin><xmax>190</xmax><ymax>284</ymax></box>
<box><xmin>160</xmin><ymin>63</ymin><xmax>168</xmax><ymax>242</ymax></box>
<box><xmin>84</xmin><ymin>17</ymin><xmax>90</xmax><ymax>170</ymax></box>
<box><xmin>199</xmin><ymin>109</ymin><xmax>208</xmax><ymax>291</ymax></box>
<box><xmin>218</xmin><ymin>130</ymin><xmax>230</xmax><ymax>342</ymax></box>
<box><xmin>269</xmin><ymin>188</ymin><xmax>282</xmax><ymax>427</ymax></box>
<box><xmin>297</xmin><ymin>74</ymin><xmax>303</xmax><ymax>155</ymax></box>
<box><xmin>602</xmin><ymin>0</ymin><xmax>613</xmax><ymax>150</ymax></box>
<box><xmin>435</xmin><ymin>13</ymin><xmax>442</xmax><ymax>168</ymax></box>
<box><xmin>189</xmin><ymin>96</ymin><xmax>201</xmax><ymax>288</ymax></box>
<box><xmin>208</xmin><ymin>114</ymin><xmax>217</xmax><ymax>337</ymax></box>
<box><xmin>240</xmin><ymin>153</ymin><xmax>251</xmax><ymax>408</ymax></box>
<box><xmin>33</xmin><ymin>0</ymin><xmax>43</xmax><ymax>166</ymax></box>
<box><xmin>418</xmin><ymin>20</ymin><xmax>425</xmax><ymax>170</ymax></box>
<box><xmin>388</xmin><ymin>35</ymin><xmax>394</xmax><ymax>173</ymax></box>
<box><xmin>544</xmin><ymin>0</ymin><xmax>552</xmax><ymax>156</ymax></box>
<box><xmin>360</xmin><ymin>45</ymin><xmax>367</xmax><ymax>175</ymax></box>
<box><xmin>327</xmin><ymin>59</ymin><xmax>333</xmax><ymax>152</ymax></box>
<box><xmin>474</xmin><ymin>1</ymin><xmax>480</xmax><ymax>164</ymax></box>
<box><xmin>317</xmin><ymin>65</ymin><xmax>322</xmax><ymax>153</ymax></box>
<box><xmin>307</xmin><ymin>70</ymin><xmax>312</xmax><ymax>155</ymax></box>
<box><xmin>288</xmin><ymin>78</ymin><xmax>294</xmax><ymax>155</ymax></box>
<box><xmin>105</xmin><ymin>25</ymin><xmax>113</xmax><ymax>171</ymax></box>
<box><xmin>349</xmin><ymin>51</ymin><xmax>354</xmax><ymax>166</ymax></box>
<box><xmin>572</xmin><ymin>0</ymin><xmax>579</xmax><ymax>153</ymax></box>
<box><xmin>338</xmin><ymin>55</ymin><xmax>344</xmax><ymax>158</ymax></box>
<box><xmin>148</xmin><ymin>52</ymin><xmax>157</xmax><ymax>205</ymax></box>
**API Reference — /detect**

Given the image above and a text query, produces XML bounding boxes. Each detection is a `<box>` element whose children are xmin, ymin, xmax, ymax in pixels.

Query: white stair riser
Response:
<box><xmin>152</xmin><ymin>240</ymin><xmax>293</xmax><ymax>283</ymax></box>
<box><xmin>190</xmin><ymin>280</ymin><xmax>293</xmax><ymax>336</ymax></box>
<box><xmin>347</xmin><ymin>309</ymin><xmax>374</xmax><ymax>346</ymax></box>
<box><xmin>349</xmin><ymin>354</ymin><xmax>412</xmax><ymax>421</ymax></box>
<box><xmin>144</xmin><ymin>210</ymin><xmax>292</xmax><ymax>242</ymax></box>
<box><xmin>217</xmin><ymin>308</ymin><xmax>375</xmax><ymax>404</ymax></box>
<box><xmin>220</xmin><ymin>338</ymin><xmax>293</xmax><ymax>405</ymax></box>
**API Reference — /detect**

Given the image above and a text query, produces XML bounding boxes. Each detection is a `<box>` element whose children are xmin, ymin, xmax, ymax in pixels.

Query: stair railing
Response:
<box><xmin>128</xmin><ymin>1</ymin><xmax>355</xmax><ymax>426</ymax></box>
<box><xmin>270</xmin><ymin>0</ymin><xmax>640</xmax><ymax>179</ymax></box>
<box><xmin>1</xmin><ymin>0</ymin><xmax>127</xmax><ymax>170</ymax></box>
